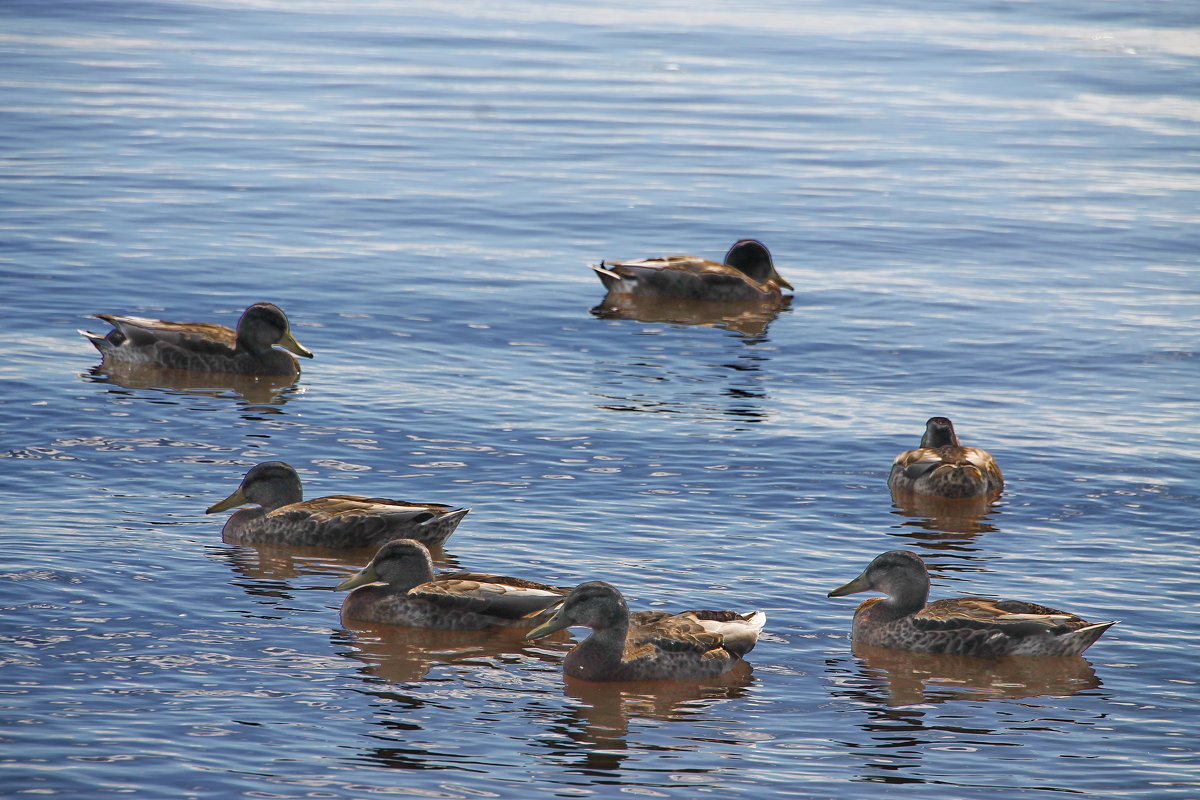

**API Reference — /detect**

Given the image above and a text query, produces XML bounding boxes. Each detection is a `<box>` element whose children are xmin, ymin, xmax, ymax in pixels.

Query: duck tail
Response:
<box><xmin>1067</xmin><ymin>620</ymin><xmax>1118</xmax><ymax>654</ymax></box>
<box><xmin>590</xmin><ymin>263</ymin><xmax>622</xmax><ymax>291</ymax></box>
<box><xmin>717</xmin><ymin>611</ymin><xmax>767</xmax><ymax>657</ymax></box>
<box><xmin>419</xmin><ymin>507</ymin><xmax>470</xmax><ymax>547</ymax></box>
<box><xmin>79</xmin><ymin>329</ymin><xmax>111</xmax><ymax>354</ymax></box>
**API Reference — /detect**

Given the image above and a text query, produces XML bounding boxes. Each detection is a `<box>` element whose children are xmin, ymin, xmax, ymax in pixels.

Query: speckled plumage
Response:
<box><xmin>591</xmin><ymin>239</ymin><xmax>792</xmax><ymax>302</ymax></box>
<box><xmin>828</xmin><ymin>550</ymin><xmax>1116</xmax><ymax>658</ymax></box>
<box><xmin>206</xmin><ymin>461</ymin><xmax>468</xmax><ymax>548</ymax></box>
<box><xmin>80</xmin><ymin>302</ymin><xmax>313</xmax><ymax>376</ymax></box>
<box><xmin>526</xmin><ymin>581</ymin><xmax>766</xmax><ymax>681</ymax></box>
<box><xmin>887</xmin><ymin>417</ymin><xmax>1004</xmax><ymax>498</ymax></box>
<box><xmin>335</xmin><ymin>539</ymin><xmax>568</xmax><ymax>629</ymax></box>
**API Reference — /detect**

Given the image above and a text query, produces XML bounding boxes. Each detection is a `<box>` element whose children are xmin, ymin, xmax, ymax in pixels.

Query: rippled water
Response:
<box><xmin>2</xmin><ymin>1</ymin><xmax>1198</xmax><ymax>797</ymax></box>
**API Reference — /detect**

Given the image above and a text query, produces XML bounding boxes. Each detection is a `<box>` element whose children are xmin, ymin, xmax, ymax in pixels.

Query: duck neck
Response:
<box><xmin>394</xmin><ymin>560</ymin><xmax>435</xmax><ymax>593</ymax></box>
<box><xmin>565</xmin><ymin>618</ymin><xmax>630</xmax><ymax>680</ymax></box>
<box><xmin>920</xmin><ymin>423</ymin><xmax>960</xmax><ymax>449</ymax></box>
<box><xmin>259</xmin><ymin>478</ymin><xmax>302</xmax><ymax>512</ymax></box>
<box><xmin>884</xmin><ymin>581</ymin><xmax>929</xmax><ymax>616</ymax></box>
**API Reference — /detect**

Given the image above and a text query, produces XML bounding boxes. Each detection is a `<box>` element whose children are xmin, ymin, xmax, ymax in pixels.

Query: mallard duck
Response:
<box><xmin>81</xmin><ymin>302</ymin><xmax>313</xmax><ymax>376</ymax></box>
<box><xmin>591</xmin><ymin>239</ymin><xmax>792</xmax><ymax>302</ymax></box>
<box><xmin>206</xmin><ymin>461</ymin><xmax>469</xmax><ymax>548</ymax></box>
<box><xmin>827</xmin><ymin>550</ymin><xmax>1116</xmax><ymax>657</ymax></box>
<box><xmin>526</xmin><ymin>581</ymin><xmax>766</xmax><ymax>681</ymax></box>
<box><xmin>887</xmin><ymin>417</ymin><xmax>1004</xmax><ymax>498</ymax></box>
<box><xmin>335</xmin><ymin>539</ymin><xmax>569</xmax><ymax>629</ymax></box>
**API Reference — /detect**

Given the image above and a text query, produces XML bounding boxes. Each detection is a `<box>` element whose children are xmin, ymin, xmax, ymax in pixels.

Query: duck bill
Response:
<box><xmin>277</xmin><ymin>330</ymin><xmax>314</xmax><ymax>359</ymax></box>
<box><xmin>827</xmin><ymin>572</ymin><xmax>870</xmax><ymax>598</ymax></box>
<box><xmin>335</xmin><ymin>564</ymin><xmax>380</xmax><ymax>591</ymax></box>
<box><xmin>774</xmin><ymin>272</ymin><xmax>794</xmax><ymax>291</ymax></box>
<box><xmin>206</xmin><ymin>487</ymin><xmax>249</xmax><ymax>514</ymax></box>
<box><xmin>525</xmin><ymin>608</ymin><xmax>571</xmax><ymax>640</ymax></box>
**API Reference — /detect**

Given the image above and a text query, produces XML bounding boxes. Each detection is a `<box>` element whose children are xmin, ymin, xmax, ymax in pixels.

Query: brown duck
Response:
<box><xmin>526</xmin><ymin>581</ymin><xmax>766</xmax><ymax>681</ymax></box>
<box><xmin>828</xmin><ymin>550</ymin><xmax>1116</xmax><ymax>657</ymax></box>
<box><xmin>335</xmin><ymin>539</ymin><xmax>568</xmax><ymax>629</ymax></box>
<box><xmin>888</xmin><ymin>417</ymin><xmax>1004</xmax><ymax>498</ymax></box>
<box><xmin>206</xmin><ymin>461</ymin><xmax>469</xmax><ymax>548</ymax></box>
<box><xmin>81</xmin><ymin>302</ymin><xmax>312</xmax><ymax>376</ymax></box>
<box><xmin>591</xmin><ymin>239</ymin><xmax>792</xmax><ymax>302</ymax></box>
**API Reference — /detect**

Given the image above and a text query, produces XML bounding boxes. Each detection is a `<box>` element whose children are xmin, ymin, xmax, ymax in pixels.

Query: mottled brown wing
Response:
<box><xmin>287</xmin><ymin>496</ymin><xmax>442</xmax><ymax>522</ymax></box>
<box><xmin>97</xmin><ymin>315</ymin><xmax>238</xmax><ymax>352</ymax></box>
<box><xmin>962</xmin><ymin>447</ymin><xmax>1004</xmax><ymax>484</ymax></box>
<box><xmin>433</xmin><ymin>571</ymin><xmax>569</xmax><ymax>594</ymax></box>
<box><xmin>628</xmin><ymin>612</ymin><xmax>726</xmax><ymax>656</ymax></box>
<box><xmin>914</xmin><ymin>598</ymin><xmax>1083</xmax><ymax>635</ymax></box>
<box><xmin>265</xmin><ymin>497</ymin><xmax>429</xmax><ymax>541</ymax></box>
<box><xmin>894</xmin><ymin>448</ymin><xmax>944</xmax><ymax>479</ymax></box>
<box><xmin>628</xmin><ymin>610</ymin><xmax>673</xmax><ymax>626</ymax></box>
<box><xmin>409</xmin><ymin>573</ymin><xmax>566</xmax><ymax>618</ymax></box>
<box><xmin>610</xmin><ymin>256</ymin><xmax>749</xmax><ymax>285</ymax></box>
<box><xmin>333</xmin><ymin>494</ymin><xmax>453</xmax><ymax>513</ymax></box>
<box><xmin>322</xmin><ymin>496</ymin><xmax>454</xmax><ymax>515</ymax></box>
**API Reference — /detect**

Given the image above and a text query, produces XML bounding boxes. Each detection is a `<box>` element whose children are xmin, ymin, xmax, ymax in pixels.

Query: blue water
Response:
<box><xmin>2</xmin><ymin>1</ymin><xmax>1198</xmax><ymax>797</ymax></box>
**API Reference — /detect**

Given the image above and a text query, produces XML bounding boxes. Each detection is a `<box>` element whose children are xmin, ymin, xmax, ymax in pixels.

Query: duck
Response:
<box><xmin>335</xmin><ymin>539</ymin><xmax>569</xmax><ymax>629</ymax></box>
<box><xmin>525</xmin><ymin>581</ymin><xmax>766</xmax><ymax>681</ymax></box>
<box><xmin>591</xmin><ymin>239</ymin><xmax>792</xmax><ymax>302</ymax></box>
<box><xmin>206</xmin><ymin>461</ymin><xmax>469</xmax><ymax>548</ymax></box>
<box><xmin>827</xmin><ymin>550</ymin><xmax>1116</xmax><ymax>657</ymax></box>
<box><xmin>80</xmin><ymin>302</ymin><xmax>313</xmax><ymax>376</ymax></box>
<box><xmin>887</xmin><ymin>416</ymin><xmax>1004</xmax><ymax>498</ymax></box>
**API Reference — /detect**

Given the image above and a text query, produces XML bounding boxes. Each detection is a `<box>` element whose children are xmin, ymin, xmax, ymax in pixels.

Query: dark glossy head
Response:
<box><xmin>237</xmin><ymin>302</ymin><xmax>313</xmax><ymax>358</ymax></box>
<box><xmin>828</xmin><ymin>550</ymin><xmax>931</xmax><ymax>611</ymax></box>
<box><xmin>335</xmin><ymin>539</ymin><xmax>436</xmax><ymax>592</ymax></box>
<box><xmin>206</xmin><ymin>460</ymin><xmax>304</xmax><ymax>513</ymax></box>
<box><xmin>525</xmin><ymin>580</ymin><xmax>629</xmax><ymax>639</ymax></box>
<box><xmin>723</xmin><ymin>239</ymin><xmax>793</xmax><ymax>290</ymax></box>
<box><xmin>919</xmin><ymin>416</ymin><xmax>960</xmax><ymax>449</ymax></box>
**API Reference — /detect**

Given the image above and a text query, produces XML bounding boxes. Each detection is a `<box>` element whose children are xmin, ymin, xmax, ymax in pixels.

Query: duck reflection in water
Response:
<box><xmin>847</xmin><ymin>643</ymin><xmax>1102</xmax><ymax>707</ymax></box>
<box><xmin>589</xmin><ymin>321</ymin><xmax>778</xmax><ymax>423</ymax></box>
<box><xmin>333</xmin><ymin>620</ymin><xmax>553</xmax><ymax>684</ymax></box>
<box><xmin>525</xmin><ymin>662</ymin><xmax>754</xmax><ymax>776</ymax></box>
<box><xmin>591</xmin><ymin>294</ymin><xmax>791</xmax><ymax>338</ymax></box>
<box><xmin>221</xmin><ymin>540</ymin><xmax>458</xmax><ymax>582</ymax></box>
<box><xmin>826</xmin><ymin>648</ymin><xmax>1106</xmax><ymax>789</ymax></box>
<box><xmin>217</xmin><ymin>542</ymin><xmax>460</xmax><ymax>621</ymax></box>
<box><xmin>889</xmin><ymin>490</ymin><xmax>1001</xmax><ymax>537</ymax></box>
<box><xmin>83</xmin><ymin>362</ymin><xmax>299</xmax><ymax>406</ymax></box>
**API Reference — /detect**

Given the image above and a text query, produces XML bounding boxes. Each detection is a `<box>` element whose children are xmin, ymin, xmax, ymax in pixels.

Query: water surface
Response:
<box><xmin>1</xmin><ymin>1</ymin><xmax>1198</xmax><ymax>797</ymax></box>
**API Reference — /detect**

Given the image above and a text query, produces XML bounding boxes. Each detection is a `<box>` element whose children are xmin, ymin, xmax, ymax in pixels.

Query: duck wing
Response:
<box><xmin>322</xmin><ymin>496</ymin><xmax>457</xmax><ymax>516</ymax></box>
<box><xmin>631</xmin><ymin>609</ymin><xmax>766</xmax><ymax>659</ymax></box>
<box><xmin>94</xmin><ymin>314</ymin><xmax>238</xmax><ymax>353</ymax></box>
<box><xmin>281</xmin><ymin>496</ymin><xmax>451</xmax><ymax>523</ymax></box>
<box><xmin>605</xmin><ymin>255</ymin><xmax>753</xmax><ymax>284</ymax></box>
<box><xmin>961</xmin><ymin>447</ymin><xmax>1004</xmax><ymax>484</ymax></box>
<box><xmin>914</xmin><ymin>597</ymin><xmax>1089</xmax><ymax>637</ymax></box>
<box><xmin>896</xmin><ymin>449</ymin><xmax>944</xmax><ymax>480</ymax></box>
<box><xmin>408</xmin><ymin>573</ymin><xmax>567</xmax><ymax>619</ymax></box>
<box><xmin>264</xmin><ymin>496</ymin><xmax>460</xmax><ymax>545</ymax></box>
